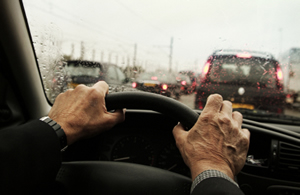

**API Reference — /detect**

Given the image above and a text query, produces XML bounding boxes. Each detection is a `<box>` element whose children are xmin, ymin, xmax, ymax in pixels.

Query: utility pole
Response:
<box><xmin>133</xmin><ymin>43</ymin><xmax>137</xmax><ymax>67</ymax></box>
<box><xmin>169</xmin><ymin>37</ymin><xmax>173</xmax><ymax>73</ymax></box>
<box><xmin>127</xmin><ymin>55</ymin><xmax>130</xmax><ymax>66</ymax></box>
<box><xmin>71</xmin><ymin>43</ymin><xmax>74</xmax><ymax>59</ymax></box>
<box><xmin>278</xmin><ymin>28</ymin><xmax>283</xmax><ymax>60</ymax></box>
<box><xmin>92</xmin><ymin>49</ymin><xmax>95</xmax><ymax>61</ymax></box>
<box><xmin>108</xmin><ymin>52</ymin><xmax>111</xmax><ymax>63</ymax></box>
<box><xmin>101</xmin><ymin>51</ymin><xmax>104</xmax><ymax>62</ymax></box>
<box><xmin>80</xmin><ymin>41</ymin><xmax>85</xmax><ymax>60</ymax></box>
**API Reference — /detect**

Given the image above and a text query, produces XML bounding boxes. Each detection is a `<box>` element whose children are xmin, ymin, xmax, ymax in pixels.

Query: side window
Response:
<box><xmin>106</xmin><ymin>66</ymin><xmax>118</xmax><ymax>83</ymax></box>
<box><xmin>116</xmin><ymin>67</ymin><xmax>126</xmax><ymax>83</ymax></box>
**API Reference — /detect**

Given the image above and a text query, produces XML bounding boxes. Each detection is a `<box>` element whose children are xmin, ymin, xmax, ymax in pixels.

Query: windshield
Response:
<box><xmin>22</xmin><ymin>0</ymin><xmax>300</xmax><ymax>120</ymax></box>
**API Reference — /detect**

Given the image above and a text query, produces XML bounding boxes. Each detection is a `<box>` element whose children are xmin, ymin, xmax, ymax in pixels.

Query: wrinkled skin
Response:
<box><xmin>49</xmin><ymin>81</ymin><xmax>125</xmax><ymax>145</ymax></box>
<box><xmin>173</xmin><ymin>94</ymin><xmax>250</xmax><ymax>180</ymax></box>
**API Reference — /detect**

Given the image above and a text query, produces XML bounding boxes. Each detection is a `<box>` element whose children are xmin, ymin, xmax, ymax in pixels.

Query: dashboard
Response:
<box><xmin>62</xmin><ymin>110</ymin><xmax>300</xmax><ymax>195</ymax></box>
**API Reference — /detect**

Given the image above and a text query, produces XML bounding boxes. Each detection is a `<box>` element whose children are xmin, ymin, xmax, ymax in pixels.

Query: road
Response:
<box><xmin>179</xmin><ymin>93</ymin><xmax>300</xmax><ymax>118</ymax></box>
<box><xmin>178</xmin><ymin>93</ymin><xmax>195</xmax><ymax>109</ymax></box>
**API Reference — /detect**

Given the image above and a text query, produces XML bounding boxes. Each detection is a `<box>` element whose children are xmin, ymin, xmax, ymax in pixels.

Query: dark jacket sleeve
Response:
<box><xmin>0</xmin><ymin>120</ymin><xmax>62</xmax><ymax>194</ymax></box>
<box><xmin>191</xmin><ymin>177</ymin><xmax>245</xmax><ymax>195</ymax></box>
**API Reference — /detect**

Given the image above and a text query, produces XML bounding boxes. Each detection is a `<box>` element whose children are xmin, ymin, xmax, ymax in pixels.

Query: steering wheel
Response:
<box><xmin>56</xmin><ymin>92</ymin><xmax>199</xmax><ymax>195</ymax></box>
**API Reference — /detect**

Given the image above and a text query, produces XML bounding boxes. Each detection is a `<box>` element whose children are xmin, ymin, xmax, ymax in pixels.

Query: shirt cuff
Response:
<box><xmin>190</xmin><ymin>169</ymin><xmax>239</xmax><ymax>193</ymax></box>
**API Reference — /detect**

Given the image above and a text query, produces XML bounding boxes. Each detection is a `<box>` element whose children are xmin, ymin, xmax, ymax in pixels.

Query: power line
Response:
<box><xmin>113</xmin><ymin>0</ymin><xmax>168</xmax><ymax>37</ymax></box>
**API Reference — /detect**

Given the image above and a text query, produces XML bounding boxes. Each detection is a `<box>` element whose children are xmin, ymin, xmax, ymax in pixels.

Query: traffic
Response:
<box><xmin>50</xmin><ymin>52</ymin><xmax>300</xmax><ymax>119</ymax></box>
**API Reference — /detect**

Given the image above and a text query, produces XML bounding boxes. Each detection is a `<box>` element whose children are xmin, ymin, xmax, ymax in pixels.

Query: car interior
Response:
<box><xmin>1</xmin><ymin>1</ymin><xmax>300</xmax><ymax>194</ymax></box>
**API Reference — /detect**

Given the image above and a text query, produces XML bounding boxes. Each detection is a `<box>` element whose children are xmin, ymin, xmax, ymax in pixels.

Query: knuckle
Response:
<box><xmin>209</xmin><ymin>94</ymin><xmax>223</xmax><ymax>102</ymax></box>
<box><xmin>232</xmin><ymin>125</ymin><xmax>240</xmax><ymax>134</ymax></box>
<box><xmin>89</xmin><ymin>88</ymin><xmax>102</xmax><ymax>99</ymax></box>
<box><xmin>56</xmin><ymin>89</ymin><xmax>72</xmax><ymax>99</ymax></box>
<box><xmin>242</xmin><ymin>136</ymin><xmax>250</xmax><ymax>147</ymax></box>
<box><xmin>99</xmin><ymin>81</ymin><xmax>109</xmax><ymax>88</ymax></box>
<box><xmin>200</xmin><ymin>113</ymin><xmax>214</xmax><ymax>123</ymax></box>
<box><xmin>55</xmin><ymin>92</ymin><xmax>64</xmax><ymax>100</ymax></box>
<box><xmin>218</xmin><ymin>115</ymin><xmax>231</xmax><ymax>124</ymax></box>
<box><xmin>223</xmin><ymin>100</ymin><xmax>232</xmax><ymax>106</ymax></box>
<box><xmin>75</xmin><ymin>84</ymin><xmax>87</xmax><ymax>91</ymax></box>
<box><xmin>240</xmin><ymin>132</ymin><xmax>250</xmax><ymax>144</ymax></box>
<box><xmin>233</xmin><ymin>111</ymin><xmax>243</xmax><ymax>118</ymax></box>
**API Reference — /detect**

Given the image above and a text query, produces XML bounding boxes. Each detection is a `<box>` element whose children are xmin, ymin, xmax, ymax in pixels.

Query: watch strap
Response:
<box><xmin>40</xmin><ymin>116</ymin><xmax>68</xmax><ymax>151</ymax></box>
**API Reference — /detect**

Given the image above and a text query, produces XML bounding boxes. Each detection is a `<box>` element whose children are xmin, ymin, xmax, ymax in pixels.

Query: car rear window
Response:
<box><xmin>208</xmin><ymin>57</ymin><xmax>277</xmax><ymax>88</ymax></box>
<box><xmin>66</xmin><ymin>62</ymin><xmax>102</xmax><ymax>78</ymax></box>
<box><xmin>138</xmin><ymin>72</ymin><xmax>176</xmax><ymax>83</ymax></box>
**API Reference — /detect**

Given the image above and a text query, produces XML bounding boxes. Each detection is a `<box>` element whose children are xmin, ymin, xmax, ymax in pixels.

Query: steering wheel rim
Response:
<box><xmin>105</xmin><ymin>91</ymin><xmax>199</xmax><ymax>130</ymax></box>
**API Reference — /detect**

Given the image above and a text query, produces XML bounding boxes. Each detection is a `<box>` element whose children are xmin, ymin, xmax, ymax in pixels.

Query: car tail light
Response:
<box><xmin>132</xmin><ymin>82</ymin><xmax>137</xmax><ymax>88</ymax></box>
<box><xmin>236</xmin><ymin>53</ymin><xmax>252</xmax><ymax>58</ymax></box>
<box><xmin>162</xmin><ymin>84</ymin><xmax>168</xmax><ymax>90</ymax></box>
<box><xmin>203</xmin><ymin>62</ymin><xmax>210</xmax><ymax>75</ymax></box>
<box><xmin>198</xmin><ymin>101</ymin><xmax>203</xmax><ymax>109</ymax></box>
<box><xmin>181</xmin><ymin>80</ymin><xmax>186</xmax><ymax>85</ymax></box>
<box><xmin>277</xmin><ymin>66</ymin><xmax>283</xmax><ymax>80</ymax></box>
<box><xmin>286</xmin><ymin>94</ymin><xmax>291</xmax><ymax>98</ymax></box>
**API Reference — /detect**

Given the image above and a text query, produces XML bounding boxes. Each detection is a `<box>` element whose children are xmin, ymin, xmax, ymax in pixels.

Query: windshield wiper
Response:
<box><xmin>232</xmin><ymin>108</ymin><xmax>300</xmax><ymax>125</ymax></box>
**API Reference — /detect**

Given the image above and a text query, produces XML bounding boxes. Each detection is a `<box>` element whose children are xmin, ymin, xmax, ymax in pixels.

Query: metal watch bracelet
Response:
<box><xmin>40</xmin><ymin>116</ymin><xmax>68</xmax><ymax>151</ymax></box>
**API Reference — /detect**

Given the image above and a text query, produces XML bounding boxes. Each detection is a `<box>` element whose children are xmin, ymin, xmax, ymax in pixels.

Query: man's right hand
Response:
<box><xmin>173</xmin><ymin>94</ymin><xmax>250</xmax><ymax>180</ymax></box>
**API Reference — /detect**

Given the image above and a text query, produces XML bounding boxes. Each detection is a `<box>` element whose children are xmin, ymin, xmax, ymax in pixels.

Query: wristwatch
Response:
<box><xmin>40</xmin><ymin>116</ymin><xmax>68</xmax><ymax>151</ymax></box>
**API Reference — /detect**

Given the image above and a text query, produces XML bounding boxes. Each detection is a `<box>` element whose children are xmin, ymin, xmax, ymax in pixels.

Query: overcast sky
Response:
<box><xmin>23</xmin><ymin>0</ymin><xmax>300</xmax><ymax>72</ymax></box>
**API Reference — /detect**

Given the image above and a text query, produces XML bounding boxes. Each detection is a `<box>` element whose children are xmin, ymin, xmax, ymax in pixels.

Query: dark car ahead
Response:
<box><xmin>65</xmin><ymin>60</ymin><xmax>132</xmax><ymax>92</ymax></box>
<box><xmin>195</xmin><ymin>50</ymin><xmax>285</xmax><ymax>113</ymax></box>
<box><xmin>132</xmin><ymin>71</ymin><xmax>181</xmax><ymax>99</ymax></box>
<box><xmin>176</xmin><ymin>73</ymin><xmax>193</xmax><ymax>94</ymax></box>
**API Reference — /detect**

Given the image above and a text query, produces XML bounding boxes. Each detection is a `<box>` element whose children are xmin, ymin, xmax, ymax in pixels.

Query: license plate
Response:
<box><xmin>68</xmin><ymin>82</ymin><xmax>79</xmax><ymax>89</ymax></box>
<box><xmin>144</xmin><ymin>83</ymin><xmax>156</xmax><ymax>87</ymax></box>
<box><xmin>232</xmin><ymin>103</ymin><xmax>254</xmax><ymax>110</ymax></box>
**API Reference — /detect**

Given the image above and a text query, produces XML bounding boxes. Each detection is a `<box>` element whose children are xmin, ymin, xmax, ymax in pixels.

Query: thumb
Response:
<box><xmin>108</xmin><ymin>108</ymin><xmax>126</xmax><ymax>124</ymax></box>
<box><xmin>173</xmin><ymin>123</ymin><xmax>188</xmax><ymax>147</ymax></box>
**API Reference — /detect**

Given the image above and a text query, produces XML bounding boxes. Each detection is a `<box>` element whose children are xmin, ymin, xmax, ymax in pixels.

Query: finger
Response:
<box><xmin>202</xmin><ymin>94</ymin><xmax>223</xmax><ymax>115</ymax></box>
<box><xmin>92</xmin><ymin>81</ymin><xmax>109</xmax><ymax>95</ymax></box>
<box><xmin>232</xmin><ymin>111</ymin><xmax>243</xmax><ymax>127</ymax></box>
<box><xmin>241</xmin><ymin>128</ymin><xmax>250</xmax><ymax>140</ymax></box>
<box><xmin>173</xmin><ymin>123</ymin><xmax>188</xmax><ymax>146</ymax></box>
<box><xmin>107</xmin><ymin>108</ymin><xmax>126</xmax><ymax>124</ymax></box>
<box><xmin>220</xmin><ymin>100</ymin><xmax>233</xmax><ymax>117</ymax></box>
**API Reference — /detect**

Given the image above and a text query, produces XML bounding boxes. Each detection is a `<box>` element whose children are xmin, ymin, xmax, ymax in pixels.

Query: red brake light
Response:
<box><xmin>236</xmin><ymin>53</ymin><xmax>252</xmax><ymax>58</ymax></box>
<box><xmin>203</xmin><ymin>62</ymin><xmax>210</xmax><ymax>75</ymax></box>
<box><xmin>151</xmin><ymin>76</ymin><xmax>158</xmax><ymax>80</ymax></box>
<box><xmin>181</xmin><ymin>81</ymin><xmax>186</xmax><ymax>85</ymax></box>
<box><xmin>162</xmin><ymin>84</ymin><xmax>168</xmax><ymax>90</ymax></box>
<box><xmin>198</xmin><ymin>101</ymin><xmax>203</xmax><ymax>109</ymax></box>
<box><xmin>132</xmin><ymin>82</ymin><xmax>137</xmax><ymax>88</ymax></box>
<box><xmin>277</xmin><ymin>67</ymin><xmax>283</xmax><ymax>80</ymax></box>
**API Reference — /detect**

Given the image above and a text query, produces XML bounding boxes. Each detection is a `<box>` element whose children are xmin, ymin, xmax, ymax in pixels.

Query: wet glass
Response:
<box><xmin>22</xmin><ymin>0</ymin><xmax>300</xmax><ymax>118</ymax></box>
<box><xmin>209</xmin><ymin>58</ymin><xmax>277</xmax><ymax>88</ymax></box>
